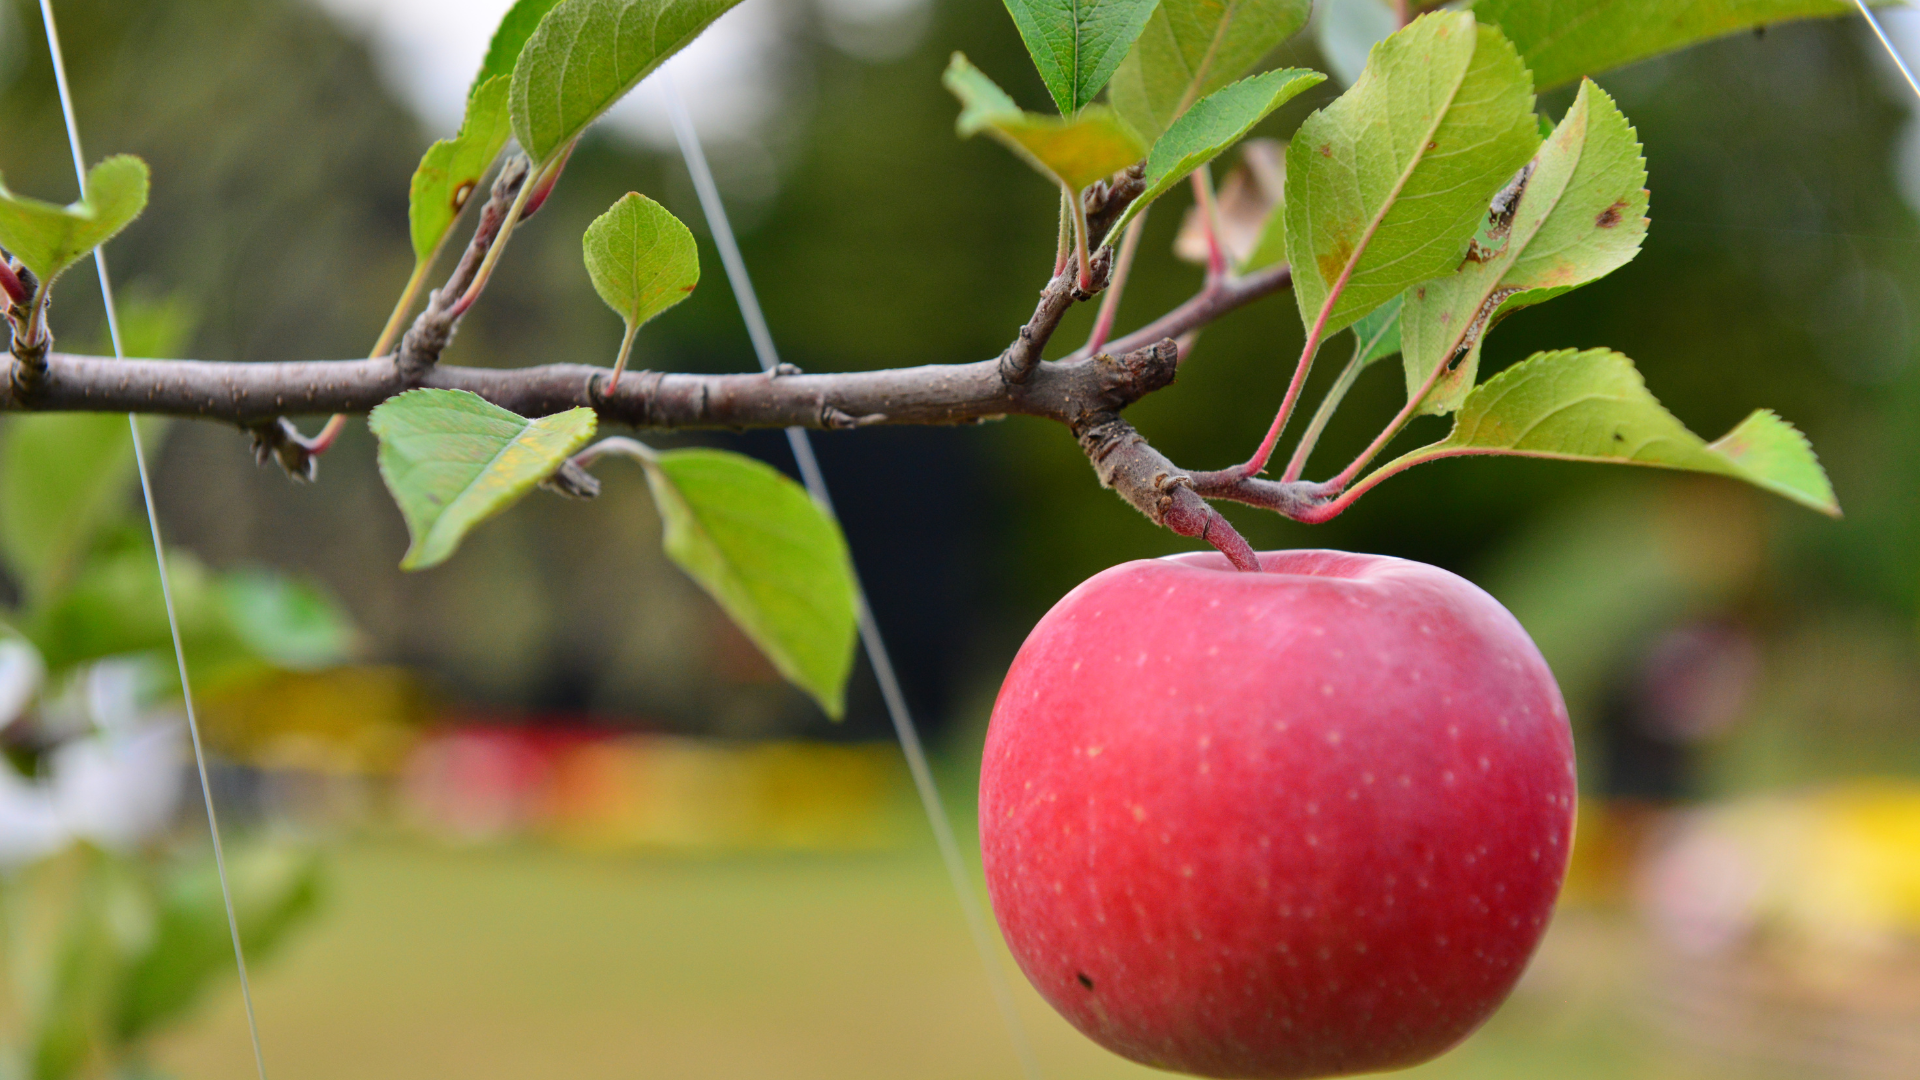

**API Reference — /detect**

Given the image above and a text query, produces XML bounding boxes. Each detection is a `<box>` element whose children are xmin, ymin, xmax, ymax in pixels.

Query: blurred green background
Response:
<box><xmin>1</xmin><ymin>0</ymin><xmax>1918</xmax><ymax>1077</ymax></box>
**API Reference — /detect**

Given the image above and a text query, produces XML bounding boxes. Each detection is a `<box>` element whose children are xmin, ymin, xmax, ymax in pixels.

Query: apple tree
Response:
<box><xmin>0</xmin><ymin>0</ymin><xmax>1883</xmax><ymax>1076</ymax></box>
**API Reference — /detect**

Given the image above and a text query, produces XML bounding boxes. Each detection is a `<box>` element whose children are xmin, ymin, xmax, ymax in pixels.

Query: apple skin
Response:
<box><xmin>980</xmin><ymin>550</ymin><xmax>1575</xmax><ymax>1079</ymax></box>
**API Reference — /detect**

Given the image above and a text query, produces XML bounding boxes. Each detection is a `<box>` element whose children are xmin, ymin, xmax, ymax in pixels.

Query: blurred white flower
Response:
<box><xmin>50</xmin><ymin>717</ymin><xmax>186</xmax><ymax>852</ymax></box>
<box><xmin>0</xmin><ymin>653</ymin><xmax>186</xmax><ymax>867</ymax></box>
<box><xmin>0</xmin><ymin>636</ymin><xmax>43</xmax><ymax>730</ymax></box>
<box><xmin>0</xmin><ymin>765</ymin><xmax>67</xmax><ymax>867</ymax></box>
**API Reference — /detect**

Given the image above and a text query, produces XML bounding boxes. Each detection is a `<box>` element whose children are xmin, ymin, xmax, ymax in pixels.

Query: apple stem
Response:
<box><xmin>1162</xmin><ymin>486</ymin><xmax>1261</xmax><ymax>572</ymax></box>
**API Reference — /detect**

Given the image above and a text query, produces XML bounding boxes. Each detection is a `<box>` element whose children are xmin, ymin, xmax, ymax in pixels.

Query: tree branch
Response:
<box><xmin>6</xmin><ymin>341</ymin><xmax>1181</xmax><ymax>431</ymax></box>
<box><xmin>1058</xmin><ymin>262</ymin><xmax>1293</xmax><ymax>364</ymax></box>
<box><xmin>1</xmin><ymin>170</ymin><xmax>1338</xmax><ymax>547</ymax></box>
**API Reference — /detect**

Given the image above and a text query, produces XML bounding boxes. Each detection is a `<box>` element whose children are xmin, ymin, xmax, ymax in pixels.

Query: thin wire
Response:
<box><xmin>33</xmin><ymin>6</ymin><xmax>270</xmax><ymax>1080</ymax></box>
<box><xmin>663</xmin><ymin>71</ymin><xmax>1044</xmax><ymax>1080</ymax></box>
<box><xmin>1855</xmin><ymin>0</ymin><xmax>1920</xmax><ymax>100</ymax></box>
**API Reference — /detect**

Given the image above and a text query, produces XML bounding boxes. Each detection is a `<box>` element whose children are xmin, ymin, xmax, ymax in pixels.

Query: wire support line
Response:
<box><xmin>33</xmin><ymin>5</ymin><xmax>270</xmax><ymax>1080</ymax></box>
<box><xmin>1855</xmin><ymin>0</ymin><xmax>1920</xmax><ymax>100</ymax></box>
<box><xmin>662</xmin><ymin>71</ymin><xmax>1045</xmax><ymax>1080</ymax></box>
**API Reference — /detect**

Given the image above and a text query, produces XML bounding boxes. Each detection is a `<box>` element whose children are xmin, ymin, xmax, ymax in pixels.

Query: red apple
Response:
<box><xmin>980</xmin><ymin>550</ymin><xmax>1575</xmax><ymax>1079</ymax></box>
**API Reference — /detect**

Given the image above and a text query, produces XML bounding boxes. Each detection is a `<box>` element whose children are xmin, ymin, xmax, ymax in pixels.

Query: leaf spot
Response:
<box><xmin>1596</xmin><ymin>200</ymin><xmax>1627</xmax><ymax>229</ymax></box>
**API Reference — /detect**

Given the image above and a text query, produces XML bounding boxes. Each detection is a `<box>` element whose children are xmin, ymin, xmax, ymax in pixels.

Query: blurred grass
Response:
<box><xmin>151</xmin><ymin>838</ymin><xmax>1668</xmax><ymax>1080</ymax></box>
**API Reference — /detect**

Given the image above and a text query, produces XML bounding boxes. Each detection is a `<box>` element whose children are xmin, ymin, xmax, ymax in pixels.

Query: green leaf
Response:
<box><xmin>641</xmin><ymin>449</ymin><xmax>858</xmax><ymax>719</ymax></box>
<box><xmin>27</xmin><ymin>546</ymin><xmax>241</xmax><ymax>690</ymax></box>
<box><xmin>583</xmin><ymin>193</ymin><xmax>700</xmax><ymax>336</ymax></box>
<box><xmin>1401</xmin><ymin>79</ymin><xmax>1648</xmax><ymax>415</ymax></box>
<box><xmin>1472</xmin><ymin>0</ymin><xmax>1865</xmax><ymax>90</ymax></box>
<box><xmin>1002</xmin><ymin>0</ymin><xmax>1161</xmax><ymax>116</ymax></box>
<box><xmin>27</xmin><ymin>851</ymin><xmax>136</xmax><ymax>1080</ymax></box>
<box><xmin>217</xmin><ymin>571</ymin><xmax>356</xmax><ymax>671</ymax></box>
<box><xmin>473</xmin><ymin>0</ymin><xmax>565</xmax><ymax>95</ymax></box>
<box><xmin>1104</xmin><ymin>67</ymin><xmax>1324</xmax><ymax>241</ymax></box>
<box><xmin>117</xmin><ymin>846</ymin><xmax>324</xmax><ymax>1044</ymax></box>
<box><xmin>0</xmin><ymin>416</ymin><xmax>166</xmax><ymax>610</ymax></box>
<box><xmin>510</xmin><ymin>0</ymin><xmax>745</xmax><ymax>165</ymax></box>
<box><xmin>409</xmin><ymin>75</ymin><xmax>513</xmax><ymax>267</ymax></box>
<box><xmin>944</xmin><ymin>54</ymin><xmax>1146</xmax><ymax>192</ymax></box>
<box><xmin>0</xmin><ymin>156</ymin><xmax>149</xmax><ymax>288</ymax></box>
<box><xmin>369</xmin><ymin>390</ymin><xmax>598</xmax><ymax>570</ymax></box>
<box><xmin>1374</xmin><ymin>348</ymin><xmax>1840</xmax><ymax>516</ymax></box>
<box><xmin>1285</xmin><ymin>12</ymin><xmax>1540</xmax><ymax>339</ymax></box>
<box><xmin>1109</xmin><ymin>0</ymin><xmax>1313</xmax><ymax>141</ymax></box>
<box><xmin>1352</xmin><ymin>292</ymin><xmax>1404</xmax><ymax>366</ymax></box>
<box><xmin>23</xmin><ymin>543</ymin><xmax>353</xmax><ymax>690</ymax></box>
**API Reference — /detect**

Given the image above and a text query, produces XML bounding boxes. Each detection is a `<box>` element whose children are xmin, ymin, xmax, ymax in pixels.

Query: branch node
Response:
<box><xmin>539</xmin><ymin>459</ymin><xmax>601</xmax><ymax>499</ymax></box>
<box><xmin>248</xmin><ymin>417</ymin><xmax>320</xmax><ymax>482</ymax></box>
<box><xmin>394</xmin><ymin>154</ymin><xmax>532</xmax><ymax>379</ymax></box>
<box><xmin>821</xmin><ymin>404</ymin><xmax>884</xmax><ymax>429</ymax></box>
<box><xmin>1085</xmin><ymin>164</ymin><xmax>1147</xmax><ymax>248</ymax></box>
<box><xmin>1094</xmin><ymin>339</ymin><xmax>1179</xmax><ymax>407</ymax></box>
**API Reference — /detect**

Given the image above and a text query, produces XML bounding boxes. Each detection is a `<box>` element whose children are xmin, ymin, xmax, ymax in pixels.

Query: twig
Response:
<box><xmin>1086</xmin><ymin>211</ymin><xmax>1147</xmax><ymax>355</ymax></box>
<box><xmin>1319</xmin><ymin>344</ymin><xmax>1452</xmax><ymax>494</ymax></box>
<box><xmin>1064</xmin><ymin>261</ymin><xmax>1293</xmax><ymax>364</ymax></box>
